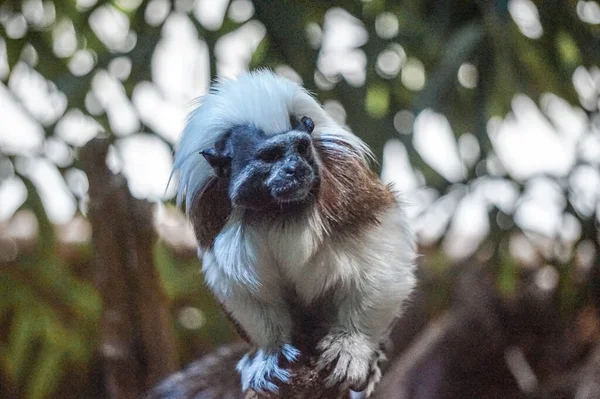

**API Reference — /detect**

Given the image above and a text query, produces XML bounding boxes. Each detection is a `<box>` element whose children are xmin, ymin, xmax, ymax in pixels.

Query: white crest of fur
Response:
<box><xmin>172</xmin><ymin>68</ymin><xmax>372</xmax><ymax>211</ymax></box>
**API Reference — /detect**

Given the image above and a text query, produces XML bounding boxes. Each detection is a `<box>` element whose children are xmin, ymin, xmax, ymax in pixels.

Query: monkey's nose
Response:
<box><xmin>283</xmin><ymin>165</ymin><xmax>297</xmax><ymax>176</ymax></box>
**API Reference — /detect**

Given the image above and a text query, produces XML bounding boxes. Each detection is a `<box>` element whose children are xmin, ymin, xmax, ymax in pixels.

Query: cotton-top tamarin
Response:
<box><xmin>172</xmin><ymin>69</ymin><xmax>416</xmax><ymax>396</ymax></box>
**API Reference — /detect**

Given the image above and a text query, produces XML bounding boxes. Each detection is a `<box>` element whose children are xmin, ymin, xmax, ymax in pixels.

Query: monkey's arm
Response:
<box><xmin>225</xmin><ymin>292</ymin><xmax>299</xmax><ymax>393</ymax></box>
<box><xmin>221</xmin><ymin>294</ymin><xmax>300</xmax><ymax>394</ymax></box>
<box><xmin>317</xmin><ymin>206</ymin><xmax>416</xmax><ymax>395</ymax></box>
<box><xmin>202</xmin><ymin>251</ymin><xmax>299</xmax><ymax>393</ymax></box>
<box><xmin>222</xmin><ymin>291</ymin><xmax>294</xmax><ymax>349</ymax></box>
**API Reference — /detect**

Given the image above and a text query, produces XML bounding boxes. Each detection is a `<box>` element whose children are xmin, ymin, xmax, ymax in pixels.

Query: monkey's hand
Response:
<box><xmin>316</xmin><ymin>332</ymin><xmax>381</xmax><ymax>393</ymax></box>
<box><xmin>236</xmin><ymin>344</ymin><xmax>300</xmax><ymax>393</ymax></box>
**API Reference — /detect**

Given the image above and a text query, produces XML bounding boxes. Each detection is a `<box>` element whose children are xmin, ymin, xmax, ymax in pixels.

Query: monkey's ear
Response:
<box><xmin>291</xmin><ymin>115</ymin><xmax>315</xmax><ymax>134</ymax></box>
<box><xmin>298</xmin><ymin>116</ymin><xmax>315</xmax><ymax>134</ymax></box>
<box><xmin>200</xmin><ymin>148</ymin><xmax>231</xmax><ymax>177</ymax></box>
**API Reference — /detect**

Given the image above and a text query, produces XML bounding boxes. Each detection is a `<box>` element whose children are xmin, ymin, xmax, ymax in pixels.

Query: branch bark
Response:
<box><xmin>148</xmin><ymin>342</ymin><xmax>348</xmax><ymax>399</ymax></box>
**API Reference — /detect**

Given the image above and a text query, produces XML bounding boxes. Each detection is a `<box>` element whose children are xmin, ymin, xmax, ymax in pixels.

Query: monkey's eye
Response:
<box><xmin>296</xmin><ymin>139</ymin><xmax>312</xmax><ymax>157</ymax></box>
<box><xmin>257</xmin><ymin>147</ymin><xmax>283</xmax><ymax>163</ymax></box>
<box><xmin>297</xmin><ymin>142</ymin><xmax>308</xmax><ymax>156</ymax></box>
<box><xmin>300</xmin><ymin>116</ymin><xmax>315</xmax><ymax>134</ymax></box>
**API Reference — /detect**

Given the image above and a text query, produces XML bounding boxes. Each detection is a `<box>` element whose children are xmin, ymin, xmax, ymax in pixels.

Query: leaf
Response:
<box><xmin>7</xmin><ymin>307</ymin><xmax>35</xmax><ymax>381</ymax></box>
<box><xmin>414</xmin><ymin>21</ymin><xmax>485</xmax><ymax>113</ymax></box>
<box><xmin>5</xmin><ymin>37</ymin><xmax>26</xmax><ymax>70</ymax></box>
<box><xmin>556</xmin><ymin>30</ymin><xmax>581</xmax><ymax>69</ymax></box>
<box><xmin>249</xmin><ymin>37</ymin><xmax>269</xmax><ymax>68</ymax></box>
<box><xmin>27</xmin><ymin>345</ymin><xmax>65</xmax><ymax>399</ymax></box>
<box><xmin>497</xmin><ymin>255</ymin><xmax>519</xmax><ymax>297</ymax></box>
<box><xmin>512</xmin><ymin>32</ymin><xmax>578</xmax><ymax>104</ymax></box>
<box><xmin>365</xmin><ymin>83</ymin><xmax>390</xmax><ymax>118</ymax></box>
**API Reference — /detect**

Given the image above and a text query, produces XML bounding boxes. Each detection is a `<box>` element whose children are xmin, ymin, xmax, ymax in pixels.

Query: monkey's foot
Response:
<box><xmin>363</xmin><ymin>346</ymin><xmax>386</xmax><ymax>397</ymax></box>
<box><xmin>236</xmin><ymin>344</ymin><xmax>300</xmax><ymax>393</ymax></box>
<box><xmin>316</xmin><ymin>332</ymin><xmax>376</xmax><ymax>391</ymax></box>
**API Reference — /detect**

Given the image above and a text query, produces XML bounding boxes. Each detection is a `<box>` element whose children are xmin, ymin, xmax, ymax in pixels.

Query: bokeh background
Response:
<box><xmin>0</xmin><ymin>0</ymin><xmax>599</xmax><ymax>398</ymax></box>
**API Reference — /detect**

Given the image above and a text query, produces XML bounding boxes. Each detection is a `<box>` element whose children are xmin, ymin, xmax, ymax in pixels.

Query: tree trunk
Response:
<box><xmin>82</xmin><ymin>138</ymin><xmax>179</xmax><ymax>398</ymax></box>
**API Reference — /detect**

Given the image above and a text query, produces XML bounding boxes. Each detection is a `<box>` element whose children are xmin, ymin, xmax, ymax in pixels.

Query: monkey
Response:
<box><xmin>172</xmin><ymin>69</ymin><xmax>416</xmax><ymax>396</ymax></box>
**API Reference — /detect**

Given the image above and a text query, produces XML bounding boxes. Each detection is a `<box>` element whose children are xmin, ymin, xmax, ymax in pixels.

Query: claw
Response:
<box><xmin>236</xmin><ymin>345</ymin><xmax>300</xmax><ymax>393</ymax></box>
<box><xmin>281</xmin><ymin>343</ymin><xmax>300</xmax><ymax>362</ymax></box>
<box><xmin>317</xmin><ymin>333</ymin><xmax>374</xmax><ymax>390</ymax></box>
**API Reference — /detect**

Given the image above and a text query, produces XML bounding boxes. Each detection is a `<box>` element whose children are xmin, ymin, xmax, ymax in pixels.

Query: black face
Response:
<box><xmin>201</xmin><ymin>116</ymin><xmax>320</xmax><ymax>211</ymax></box>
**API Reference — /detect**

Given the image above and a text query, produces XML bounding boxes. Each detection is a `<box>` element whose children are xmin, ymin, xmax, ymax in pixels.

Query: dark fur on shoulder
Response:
<box><xmin>189</xmin><ymin>178</ymin><xmax>231</xmax><ymax>249</ymax></box>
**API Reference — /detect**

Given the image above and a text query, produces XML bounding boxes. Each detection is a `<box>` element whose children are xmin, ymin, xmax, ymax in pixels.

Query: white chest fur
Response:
<box><xmin>203</xmin><ymin>214</ymin><xmax>346</xmax><ymax>304</ymax></box>
<box><xmin>203</xmin><ymin>204</ymin><xmax>414</xmax><ymax>308</ymax></box>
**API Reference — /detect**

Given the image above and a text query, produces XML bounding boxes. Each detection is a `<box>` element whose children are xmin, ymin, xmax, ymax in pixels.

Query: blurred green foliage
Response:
<box><xmin>0</xmin><ymin>0</ymin><xmax>598</xmax><ymax>397</ymax></box>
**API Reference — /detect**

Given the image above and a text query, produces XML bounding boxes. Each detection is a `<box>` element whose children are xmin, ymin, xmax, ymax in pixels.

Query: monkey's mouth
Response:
<box><xmin>269</xmin><ymin>179</ymin><xmax>312</xmax><ymax>203</ymax></box>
